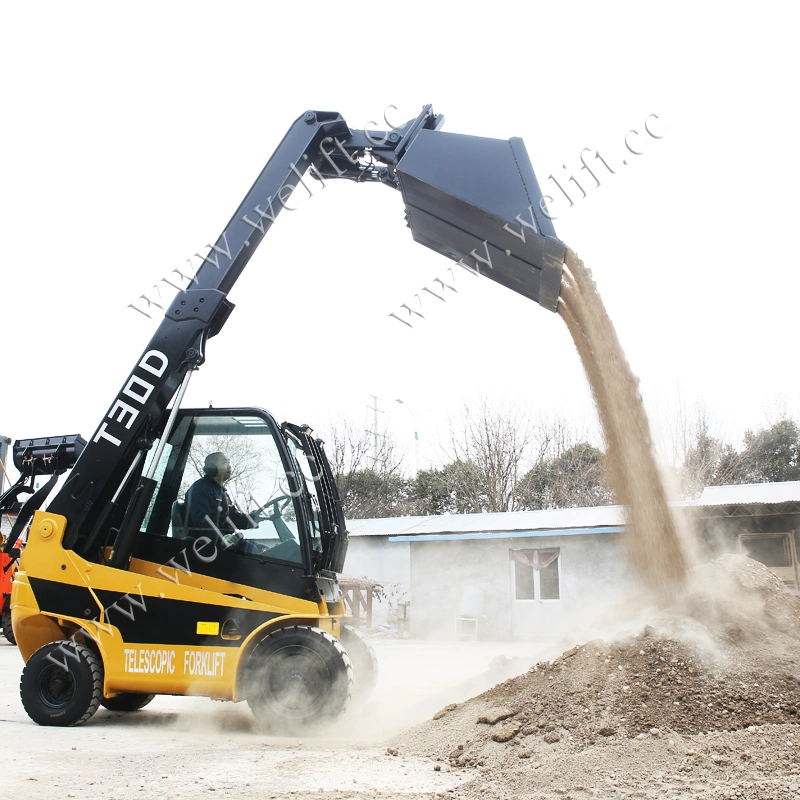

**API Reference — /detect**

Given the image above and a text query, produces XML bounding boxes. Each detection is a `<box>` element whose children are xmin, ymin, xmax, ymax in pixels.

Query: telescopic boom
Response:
<box><xmin>7</xmin><ymin>105</ymin><xmax>564</xmax><ymax>563</ymax></box>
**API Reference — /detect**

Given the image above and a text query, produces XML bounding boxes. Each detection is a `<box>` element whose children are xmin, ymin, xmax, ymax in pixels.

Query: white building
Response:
<box><xmin>343</xmin><ymin>482</ymin><xmax>800</xmax><ymax>640</ymax></box>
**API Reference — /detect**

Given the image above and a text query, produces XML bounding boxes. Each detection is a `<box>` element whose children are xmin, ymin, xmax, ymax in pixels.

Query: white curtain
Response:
<box><xmin>509</xmin><ymin>547</ymin><xmax>560</xmax><ymax>570</ymax></box>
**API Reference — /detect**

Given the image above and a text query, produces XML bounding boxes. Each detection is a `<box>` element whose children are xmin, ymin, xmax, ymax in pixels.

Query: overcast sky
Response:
<box><xmin>1</xmin><ymin>2</ymin><xmax>796</xmax><ymax>475</ymax></box>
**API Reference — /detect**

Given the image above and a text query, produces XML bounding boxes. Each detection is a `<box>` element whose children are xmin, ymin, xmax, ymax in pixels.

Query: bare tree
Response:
<box><xmin>412</xmin><ymin>404</ymin><xmax>609</xmax><ymax>514</ymax></box>
<box><xmin>673</xmin><ymin>403</ymin><xmax>744</xmax><ymax>498</ymax></box>
<box><xmin>412</xmin><ymin>459</ymin><xmax>486</xmax><ymax>514</ymax></box>
<box><xmin>443</xmin><ymin>399</ymin><xmax>534</xmax><ymax>513</ymax></box>
<box><xmin>517</xmin><ymin>441</ymin><xmax>613</xmax><ymax>509</ymax></box>
<box><xmin>509</xmin><ymin>411</ymin><xmax>612</xmax><ymax>510</ymax></box>
<box><xmin>740</xmin><ymin>418</ymin><xmax>800</xmax><ymax>483</ymax></box>
<box><xmin>321</xmin><ymin>418</ymin><xmax>411</xmax><ymax>518</ymax></box>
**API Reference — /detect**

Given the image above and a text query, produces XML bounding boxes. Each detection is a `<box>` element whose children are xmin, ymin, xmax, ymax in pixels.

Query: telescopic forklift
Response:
<box><xmin>1</xmin><ymin>105</ymin><xmax>565</xmax><ymax>729</ymax></box>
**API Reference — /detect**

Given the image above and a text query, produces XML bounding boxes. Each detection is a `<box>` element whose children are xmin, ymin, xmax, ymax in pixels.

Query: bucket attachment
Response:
<box><xmin>1</xmin><ymin>435</ymin><xmax>87</xmax><ymax>554</ymax></box>
<box><xmin>396</xmin><ymin>129</ymin><xmax>565</xmax><ymax>312</ymax></box>
<box><xmin>13</xmin><ymin>434</ymin><xmax>87</xmax><ymax>476</ymax></box>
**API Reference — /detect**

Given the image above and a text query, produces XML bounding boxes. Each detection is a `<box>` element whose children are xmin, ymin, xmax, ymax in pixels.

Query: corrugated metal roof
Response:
<box><xmin>410</xmin><ymin>505</ymin><xmax>625</xmax><ymax>534</ymax></box>
<box><xmin>349</xmin><ymin>505</ymin><xmax>625</xmax><ymax>538</ymax></box>
<box><xmin>346</xmin><ymin>481</ymin><xmax>800</xmax><ymax>540</ymax></box>
<box><xmin>391</xmin><ymin>525</ymin><xmax>624</xmax><ymax>543</ymax></box>
<box><xmin>346</xmin><ymin>516</ymin><xmax>425</xmax><ymax>537</ymax></box>
<box><xmin>689</xmin><ymin>481</ymin><xmax>800</xmax><ymax>507</ymax></box>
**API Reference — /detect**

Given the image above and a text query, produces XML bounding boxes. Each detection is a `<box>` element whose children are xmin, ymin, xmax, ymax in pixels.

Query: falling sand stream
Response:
<box><xmin>557</xmin><ymin>248</ymin><xmax>687</xmax><ymax>600</ymax></box>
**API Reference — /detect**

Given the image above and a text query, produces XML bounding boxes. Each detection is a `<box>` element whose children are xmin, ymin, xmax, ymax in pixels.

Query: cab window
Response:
<box><xmin>140</xmin><ymin>412</ymin><xmax>304</xmax><ymax>567</ymax></box>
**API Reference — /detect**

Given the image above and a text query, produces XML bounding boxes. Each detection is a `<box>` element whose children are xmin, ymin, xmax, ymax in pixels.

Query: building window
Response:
<box><xmin>738</xmin><ymin>533</ymin><xmax>798</xmax><ymax>591</ymax></box>
<box><xmin>510</xmin><ymin>548</ymin><xmax>560</xmax><ymax>601</ymax></box>
<box><xmin>739</xmin><ymin>533</ymin><xmax>792</xmax><ymax>568</ymax></box>
<box><xmin>539</xmin><ymin>558</ymin><xmax>560</xmax><ymax>600</ymax></box>
<box><xmin>513</xmin><ymin>559</ymin><xmax>536</xmax><ymax>600</ymax></box>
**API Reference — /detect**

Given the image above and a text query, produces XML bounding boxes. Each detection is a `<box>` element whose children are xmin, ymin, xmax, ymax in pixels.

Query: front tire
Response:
<box><xmin>20</xmin><ymin>641</ymin><xmax>103</xmax><ymax>726</ymax></box>
<box><xmin>2</xmin><ymin>601</ymin><xmax>15</xmax><ymax>645</ymax></box>
<box><xmin>244</xmin><ymin>625</ymin><xmax>353</xmax><ymax>732</ymax></box>
<box><xmin>100</xmin><ymin>692</ymin><xmax>155</xmax><ymax>712</ymax></box>
<box><xmin>340</xmin><ymin>624</ymin><xmax>378</xmax><ymax>706</ymax></box>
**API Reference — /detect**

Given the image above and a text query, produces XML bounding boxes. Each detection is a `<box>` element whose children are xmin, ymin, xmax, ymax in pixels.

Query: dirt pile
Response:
<box><xmin>397</xmin><ymin>556</ymin><xmax>800</xmax><ymax>796</ymax></box>
<box><xmin>558</xmin><ymin>249</ymin><xmax>687</xmax><ymax>600</ymax></box>
<box><xmin>408</xmin><ymin>629</ymin><xmax>799</xmax><ymax>764</ymax></box>
<box><xmin>686</xmin><ymin>554</ymin><xmax>800</xmax><ymax>640</ymax></box>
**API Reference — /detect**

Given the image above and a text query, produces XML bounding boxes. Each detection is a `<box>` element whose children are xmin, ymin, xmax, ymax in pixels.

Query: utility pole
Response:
<box><xmin>396</xmin><ymin>399</ymin><xmax>419</xmax><ymax>474</ymax></box>
<box><xmin>366</xmin><ymin>395</ymin><xmax>384</xmax><ymax>465</ymax></box>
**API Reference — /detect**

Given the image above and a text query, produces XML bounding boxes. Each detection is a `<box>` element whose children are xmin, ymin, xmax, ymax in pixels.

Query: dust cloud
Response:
<box><xmin>558</xmin><ymin>247</ymin><xmax>687</xmax><ymax>601</ymax></box>
<box><xmin>395</xmin><ymin>555</ymin><xmax>800</xmax><ymax>800</ymax></box>
<box><xmin>373</xmin><ymin>250</ymin><xmax>800</xmax><ymax>799</ymax></box>
<box><xmin>127</xmin><ymin>251</ymin><xmax>797</xmax><ymax>800</ymax></box>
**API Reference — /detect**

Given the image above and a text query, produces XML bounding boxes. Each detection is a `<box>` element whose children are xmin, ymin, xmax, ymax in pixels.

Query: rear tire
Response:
<box><xmin>339</xmin><ymin>624</ymin><xmax>378</xmax><ymax>706</ymax></box>
<box><xmin>244</xmin><ymin>625</ymin><xmax>353</xmax><ymax>733</ymax></box>
<box><xmin>20</xmin><ymin>641</ymin><xmax>103</xmax><ymax>726</ymax></box>
<box><xmin>2</xmin><ymin>602</ymin><xmax>15</xmax><ymax>645</ymax></box>
<box><xmin>100</xmin><ymin>692</ymin><xmax>155</xmax><ymax>712</ymax></box>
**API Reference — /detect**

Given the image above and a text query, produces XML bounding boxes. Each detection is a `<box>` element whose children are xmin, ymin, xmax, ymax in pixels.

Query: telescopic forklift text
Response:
<box><xmin>123</xmin><ymin>647</ymin><xmax>227</xmax><ymax>677</ymax></box>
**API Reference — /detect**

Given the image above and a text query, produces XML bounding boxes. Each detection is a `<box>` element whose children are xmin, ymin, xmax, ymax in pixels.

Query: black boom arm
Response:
<box><xmin>46</xmin><ymin>105</ymin><xmax>563</xmax><ymax>561</ymax></box>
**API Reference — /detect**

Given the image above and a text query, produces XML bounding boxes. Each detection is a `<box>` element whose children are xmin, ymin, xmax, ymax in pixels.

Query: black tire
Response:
<box><xmin>100</xmin><ymin>692</ymin><xmax>155</xmax><ymax>712</ymax></box>
<box><xmin>2</xmin><ymin>602</ymin><xmax>15</xmax><ymax>645</ymax></box>
<box><xmin>339</xmin><ymin>624</ymin><xmax>378</xmax><ymax>706</ymax></box>
<box><xmin>244</xmin><ymin>625</ymin><xmax>353</xmax><ymax>732</ymax></box>
<box><xmin>20</xmin><ymin>640</ymin><xmax>103</xmax><ymax>726</ymax></box>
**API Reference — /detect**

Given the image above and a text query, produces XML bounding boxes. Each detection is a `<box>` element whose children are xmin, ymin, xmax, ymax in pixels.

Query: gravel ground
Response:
<box><xmin>2</xmin><ymin>632</ymin><xmax>543</xmax><ymax>799</ymax></box>
<box><xmin>5</xmin><ymin>555</ymin><xmax>799</xmax><ymax>799</ymax></box>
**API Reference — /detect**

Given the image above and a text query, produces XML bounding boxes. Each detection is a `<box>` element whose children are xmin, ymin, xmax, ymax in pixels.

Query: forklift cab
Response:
<box><xmin>129</xmin><ymin>407</ymin><xmax>346</xmax><ymax>600</ymax></box>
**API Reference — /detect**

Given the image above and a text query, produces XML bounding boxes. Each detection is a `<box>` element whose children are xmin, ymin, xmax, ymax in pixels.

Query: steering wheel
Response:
<box><xmin>254</xmin><ymin>494</ymin><xmax>293</xmax><ymax>521</ymax></box>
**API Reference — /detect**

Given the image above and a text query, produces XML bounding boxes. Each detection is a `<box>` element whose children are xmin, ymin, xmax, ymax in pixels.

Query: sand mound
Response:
<box><xmin>686</xmin><ymin>555</ymin><xmax>800</xmax><ymax>639</ymax></box>
<box><xmin>398</xmin><ymin>557</ymin><xmax>800</xmax><ymax>770</ymax></box>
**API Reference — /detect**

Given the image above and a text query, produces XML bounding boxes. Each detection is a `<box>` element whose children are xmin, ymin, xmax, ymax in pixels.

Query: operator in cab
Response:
<box><xmin>185</xmin><ymin>452</ymin><xmax>256</xmax><ymax>539</ymax></box>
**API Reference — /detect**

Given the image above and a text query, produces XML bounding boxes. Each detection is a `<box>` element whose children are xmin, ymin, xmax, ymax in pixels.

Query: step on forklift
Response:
<box><xmin>1</xmin><ymin>105</ymin><xmax>565</xmax><ymax>729</ymax></box>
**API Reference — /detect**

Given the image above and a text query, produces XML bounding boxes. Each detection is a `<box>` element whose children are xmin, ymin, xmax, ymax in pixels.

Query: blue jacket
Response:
<box><xmin>185</xmin><ymin>475</ymin><xmax>254</xmax><ymax>535</ymax></box>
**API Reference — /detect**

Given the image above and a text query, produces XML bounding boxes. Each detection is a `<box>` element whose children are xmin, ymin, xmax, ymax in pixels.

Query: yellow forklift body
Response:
<box><xmin>12</xmin><ymin>511</ymin><xmax>345</xmax><ymax>701</ymax></box>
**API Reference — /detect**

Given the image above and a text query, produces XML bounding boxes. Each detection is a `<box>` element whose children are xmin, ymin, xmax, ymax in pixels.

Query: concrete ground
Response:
<box><xmin>3</xmin><ymin>634</ymin><xmax>548</xmax><ymax>799</ymax></box>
